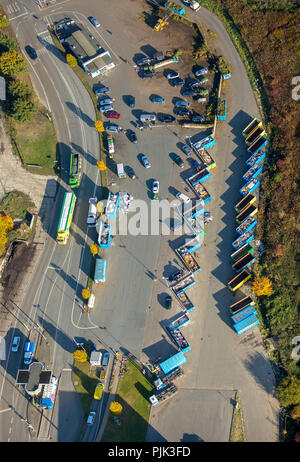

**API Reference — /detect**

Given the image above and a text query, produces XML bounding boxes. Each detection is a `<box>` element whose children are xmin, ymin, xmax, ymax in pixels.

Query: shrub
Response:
<box><xmin>252</xmin><ymin>276</ymin><xmax>273</xmax><ymax>296</ymax></box>
<box><xmin>0</xmin><ymin>50</ymin><xmax>27</xmax><ymax>76</ymax></box>
<box><xmin>73</xmin><ymin>349</ymin><xmax>88</xmax><ymax>363</ymax></box>
<box><xmin>277</xmin><ymin>375</ymin><xmax>300</xmax><ymax>407</ymax></box>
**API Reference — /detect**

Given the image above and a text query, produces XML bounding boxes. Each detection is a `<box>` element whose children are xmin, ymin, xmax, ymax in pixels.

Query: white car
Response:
<box><xmin>89</xmin><ymin>17</ymin><xmax>100</xmax><ymax>28</ymax></box>
<box><xmin>11</xmin><ymin>336</ymin><xmax>20</xmax><ymax>352</ymax></box>
<box><xmin>176</xmin><ymin>192</ymin><xmax>191</xmax><ymax>204</ymax></box>
<box><xmin>141</xmin><ymin>155</ymin><xmax>151</xmax><ymax>168</ymax></box>
<box><xmin>152</xmin><ymin>180</ymin><xmax>159</xmax><ymax>194</ymax></box>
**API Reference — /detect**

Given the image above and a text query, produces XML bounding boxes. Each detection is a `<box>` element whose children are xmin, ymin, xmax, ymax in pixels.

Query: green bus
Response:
<box><xmin>56</xmin><ymin>192</ymin><xmax>76</xmax><ymax>245</ymax></box>
<box><xmin>69</xmin><ymin>152</ymin><xmax>82</xmax><ymax>188</ymax></box>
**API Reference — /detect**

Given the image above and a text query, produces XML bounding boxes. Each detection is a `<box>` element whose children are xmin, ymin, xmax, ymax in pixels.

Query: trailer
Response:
<box><xmin>175</xmin><ymin>290</ymin><xmax>195</xmax><ymax>312</ymax></box>
<box><xmin>245</xmin><ymin>126</ymin><xmax>266</xmax><ymax>146</ymax></box>
<box><xmin>235</xmin><ymin>193</ymin><xmax>256</xmax><ymax>213</ymax></box>
<box><xmin>176</xmin><ymin>245</ymin><xmax>201</xmax><ymax>274</ymax></box>
<box><xmin>231</xmin><ymin>305</ymin><xmax>257</xmax><ymax>324</ymax></box>
<box><xmin>171</xmin><ymin>274</ymin><xmax>195</xmax><ymax>295</ymax></box>
<box><xmin>240</xmin><ymin>177</ymin><xmax>260</xmax><ymax>196</ymax></box>
<box><xmin>232</xmin><ymin>231</ymin><xmax>254</xmax><ymax>250</ymax></box>
<box><xmin>153</xmin><ymin>57</ymin><xmax>179</xmax><ymax>70</ymax></box>
<box><xmin>248</xmin><ymin>136</ymin><xmax>268</xmax><ymax>156</ymax></box>
<box><xmin>231</xmin><ymin>243</ymin><xmax>254</xmax><ymax>262</ymax></box>
<box><xmin>243</xmin><ymin>163</ymin><xmax>263</xmax><ymax>182</ymax></box>
<box><xmin>94</xmin><ymin>258</ymin><xmax>107</xmax><ymax>283</ymax></box>
<box><xmin>196</xmin><ymin>148</ymin><xmax>216</xmax><ymax>170</ymax></box>
<box><xmin>192</xmin><ymin>135</ymin><xmax>215</xmax><ymax>150</ymax></box>
<box><xmin>236</xmin><ymin>215</ymin><xmax>257</xmax><ymax>235</ymax></box>
<box><xmin>228</xmin><ymin>269</ymin><xmax>251</xmax><ymax>292</ymax></box>
<box><xmin>233</xmin><ymin>313</ymin><xmax>259</xmax><ymax>335</ymax></box>
<box><xmin>187</xmin><ymin>179</ymin><xmax>211</xmax><ymax>203</ymax></box>
<box><xmin>159</xmin><ymin>351</ymin><xmax>186</xmax><ymax>375</ymax></box>
<box><xmin>217</xmin><ymin>98</ymin><xmax>227</xmax><ymax>120</ymax></box>
<box><xmin>242</xmin><ymin>118</ymin><xmax>262</xmax><ymax>138</ymax></box>
<box><xmin>166</xmin><ymin>326</ymin><xmax>191</xmax><ymax>353</ymax></box>
<box><xmin>236</xmin><ymin>204</ymin><xmax>257</xmax><ymax>224</ymax></box>
<box><xmin>232</xmin><ymin>252</ymin><xmax>256</xmax><ymax>272</ymax></box>
<box><xmin>97</xmin><ymin>220</ymin><xmax>112</xmax><ymax>248</ymax></box>
<box><xmin>105</xmin><ymin>191</ymin><xmax>119</xmax><ymax>218</ymax></box>
<box><xmin>230</xmin><ymin>296</ymin><xmax>255</xmax><ymax>315</ymax></box>
<box><xmin>246</xmin><ymin>149</ymin><xmax>266</xmax><ymax>168</ymax></box>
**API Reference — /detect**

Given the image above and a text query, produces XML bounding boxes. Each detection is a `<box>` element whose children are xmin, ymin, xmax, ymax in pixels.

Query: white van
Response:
<box><xmin>176</xmin><ymin>192</ymin><xmax>191</xmax><ymax>204</ymax></box>
<box><xmin>140</xmin><ymin>113</ymin><xmax>156</xmax><ymax>123</ymax></box>
<box><xmin>117</xmin><ymin>163</ymin><xmax>126</xmax><ymax>178</ymax></box>
<box><xmin>87</xmin><ymin>197</ymin><xmax>98</xmax><ymax>226</ymax></box>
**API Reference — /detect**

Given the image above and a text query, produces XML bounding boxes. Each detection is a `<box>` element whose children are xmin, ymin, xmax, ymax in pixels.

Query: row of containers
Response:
<box><xmin>227</xmin><ymin>118</ymin><xmax>268</xmax><ymax>335</ymax></box>
<box><xmin>149</xmin><ymin>135</ymin><xmax>217</xmax><ymax>406</ymax></box>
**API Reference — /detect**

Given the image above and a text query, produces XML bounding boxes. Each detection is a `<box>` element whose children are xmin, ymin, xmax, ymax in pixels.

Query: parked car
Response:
<box><xmin>150</xmin><ymin>95</ymin><xmax>165</xmax><ymax>103</ymax></box>
<box><xmin>127</xmin><ymin>95</ymin><xmax>135</xmax><ymax>108</ymax></box>
<box><xmin>175</xmin><ymin>108</ymin><xmax>191</xmax><ymax>117</ymax></box>
<box><xmin>94</xmin><ymin>86</ymin><xmax>110</xmax><ymax>96</ymax></box>
<box><xmin>191</xmin><ymin>114</ymin><xmax>205</xmax><ymax>123</ymax></box>
<box><xmin>182</xmin><ymin>89</ymin><xmax>199</xmax><ymax>97</ymax></box>
<box><xmin>168</xmin><ymin>269</ymin><xmax>184</xmax><ymax>282</ymax></box>
<box><xmin>126</xmin><ymin>166</ymin><xmax>136</xmax><ymax>179</ymax></box>
<box><xmin>181</xmin><ymin>144</ymin><xmax>192</xmax><ymax>156</ymax></box>
<box><xmin>165</xmin><ymin>295</ymin><xmax>172</xmax><ymax>309</ymax></box>
<box><xmin>169</xmin><ymin>78</ymin><xmax>185</xmax><ymax>87</ymax></box>
<box><xmin>127</xmin><ymin>130</ymin><xmax>137</xmax><ymax>143</ymax></box>
<box><xmin>139</xmin><ymin>70</ymin><xmax>154</xmax><ymax>78</ymax></box>
<box><xmin>175</xmin><ymin>100</ymin><xmax>190</xmax><ymax>108</ymax></box>
<box><xmin>141</xmin><ymin>155</ymin><xmax>151</xmax><ymax>168</ymax></box>
<box><xmin>11</xmin><ymin>336</ymin><xmax>20</xmax><ymax>352</ymax></box>
<box><xmin>173</xmin><ymin>154</ymin><xmax>184</xmax><ymax>168</ymax></box>
<box><xmin>99</xmin><ymin>104</ymin><xmax>113</xmax><ymax>112</ymax></box>
<box><xmin>186</xmin><ymin>79</ymin><xmax>201</xmax><ymax>89</ymax></box>
<box><xmin>176</xmin><ymin>192</ymin><xmax>191</xmax><ymax>203</ymax></box>
<box><xmin>102</xmin><ymin>352</ymin><xmax>110</xmax><ymax>366</ymax></box>
<box><xmin>99</xmin><ymin>97</ymin><xmax>114</xmax><ymax>105</ymax></box>
<box><xmin>94</xmin><ymin>382</ymin><xmax>104</xmax><ymax>400</ymax></box>
<box><xmin>105</xmin><ymin>124</ymin><xmax>121</xmax><ymax>132</ymax></box>
<box><xmin>137</xmin><ymin>56</ymin><xmax>151</xmax><ymax>66</ymax></box>
<box><xmin>88</xmin><ymin>16</ymin><xmax>100</xmax><ymax>27</ymax></box>
<box><xmin>87</xmin><ymin>411</ymin><xmax>96</xmax><ymax>424</ymax></box>
<box><xmin>25</xmin><ymin>45</ymin><xmax>37</xmax><ymax>60</ymax></box>
<box><xmin>152</xmin><ymin>180</ymin><xmax>159</xmax><ymax>194</ymax></box>
<box><xmin>166</xmin><ymin>70</ymin><xmax>179</xmax><ymax>79</ymax></box>
<box><xmin>157</xmin><ymin>113</ymin><xmax>176</xmax><ymax>123</ymax></box>
<box><xmin>195</xmin><ymin>67</ymin><xmax>208</xmax><ymax>77</ymax></box>
<box><xmin>105</xmin><ymin>111</ymin><xmax>120</xmax><ymax>119</ymax></box>
<box><xmin>199</xmin><ymin>77</ymin><xmax>209</xmax><ymax>84</ymax></box>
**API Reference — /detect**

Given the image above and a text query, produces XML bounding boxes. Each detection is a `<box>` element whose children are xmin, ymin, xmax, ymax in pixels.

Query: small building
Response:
<box><xmin>90</xmin><ymin>350</ymin><xmax>102</xmax><ymax>366</ymax></box>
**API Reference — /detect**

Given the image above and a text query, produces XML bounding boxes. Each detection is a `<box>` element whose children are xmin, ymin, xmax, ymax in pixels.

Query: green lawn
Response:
<box><xmin>101</xmin><ymin>358</ymin><xmax>154</xmax><ymax>442</ymax></box>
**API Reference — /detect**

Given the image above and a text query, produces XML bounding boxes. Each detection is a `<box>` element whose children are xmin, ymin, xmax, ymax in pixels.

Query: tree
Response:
<box><xmin>277</xmin><ymin>375</ymin><xmax>300</xmax><ymax>407</ymax></box>
<box><xmin>90</xmin><ymin>244</ymin><xmax>98</xmax><ymax>256</ymax></box>
<box><xmin>95</xmin><ymin>120</ymin><xmax>104</xmax><ymax>132</ymax></box>
<box><xmin>290</xmin><ymin>404</ymin><xmax>300</xmax><ymax>420</ymax></box>
<box><xmin>66</xmin><ymin>53</ymin><xmax>77</xmax><ymax>68</ymax></box>
<box><xmin>81</xmin><ymin>288</ymin><xmax>91</xmax><ymax>300</ymax></box>
<box><xmin>0</xmin><ymin>15</ymin><xmax>9</xmax><ymax>28</ymax></box>
<box><xmin>73</xmin><ymin>349</ymin><xmax>88</xmax><ymax>362</ymax></box>
<box><xmin>0</xmin><ymin>50</ymin><xmax>27</xmax><ymax>76</ymax></box>
<box><xmin>8</xmin><ymin>79</ymin><xmax>31</xmax><ymax>99</ymax></box>
<box><xmin>110</xmin><ymin>401</ymin><xmax>123</xmax><ymax>415</ymax></box>
<box><xmin>9</xmin><ymin>97</ymin><xmax>37</xmax><ymax>122</ymax></box>
<box><xmin>252</xmin><ymin>276</ymin><xmax>273</xmax><ymax>296</ymax></box>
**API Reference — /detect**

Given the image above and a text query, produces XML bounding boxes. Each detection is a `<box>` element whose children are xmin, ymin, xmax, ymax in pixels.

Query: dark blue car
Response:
<box><xmin>25</xmin><ymin>45</ymin><xmax>37</xmax><ymax>60</ymax></box>
<box><xmin>169</xmin><ymin>78</ymin><xmax>185</xmax><ymax>87</ymax></box>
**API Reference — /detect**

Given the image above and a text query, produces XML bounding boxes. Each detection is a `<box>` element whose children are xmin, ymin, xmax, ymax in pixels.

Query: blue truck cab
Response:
<box><xmin>24</xmin><ymin>342</ymin><xmax>35</xmax><ymax>365</ymax></box>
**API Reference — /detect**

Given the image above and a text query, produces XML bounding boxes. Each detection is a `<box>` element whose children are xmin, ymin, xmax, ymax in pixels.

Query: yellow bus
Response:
<box><xmin>56</xmin><ymin>192</ymin><xmax>76</xmax><ymax>245</ymax></box>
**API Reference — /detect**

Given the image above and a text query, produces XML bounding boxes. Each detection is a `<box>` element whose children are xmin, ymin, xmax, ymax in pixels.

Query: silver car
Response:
<box><xmin>141</xmin><ymin>155</ymin><xmax>151</xmax><ymax>168</ymax></box>
<box><xmin>99</xmin><ymin>104</ymin><xmax>113</xmax><ymax>112</ymax></box>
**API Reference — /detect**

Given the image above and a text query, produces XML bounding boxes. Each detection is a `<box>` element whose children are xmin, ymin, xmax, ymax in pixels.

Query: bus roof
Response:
<box><xmin>57</xmin><ymin>192</ymin><xmax>75</xmax><ymax>232</ymax></box>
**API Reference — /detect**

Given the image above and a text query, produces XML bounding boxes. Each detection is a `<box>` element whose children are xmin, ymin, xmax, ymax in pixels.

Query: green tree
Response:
<box><xmin>0</xmin><ymin>50</ymin><xmax>27</xmax><ymax>76</ymax></box>
<box><xmin>0</xmin><ymin>31</ymin><xmax>19</xmax><ymax>53</ymax></box>
<box><xmin>277</xmin><ymin>375</ymin><xmax>300</xmax><ymax>407</ymax></box>
<box><xmin>9</xmin><ymin>97</ymin><xmax>37</xmax><ymax>122</ymax></box>
<box><xmin>8</xmin><ymin>79</ymin><xmax>31</xmax><ymax>99</ymax></box>
<box><xmin>0</xmin><ymin>15</ymin><xmax>9</xmax><ymax>28</ymax></box>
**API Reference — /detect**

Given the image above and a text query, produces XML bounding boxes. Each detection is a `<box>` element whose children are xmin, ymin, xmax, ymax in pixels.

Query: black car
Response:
<box><xmin>126</xmin><ymin>166</ymin><xmax>136</xmax><ymax>179</ymax></box>
<box><xmin>127</xmin><ymin>130</ymin><xmax>137</xmax><ymax>143</ymax></box>
<box><xmin>166</xmin><ymin>70</ymin><xmax>179</xmax><ymax>79</ymax></box>
<box><xmin>25</xmin><ymin>45</ymin><xmax>37</xmax><ymax>60</ymax></box>
<box><xmin>175</xmin><ymin>108</ymin><xmax>191</xmax><ymax>117</ymax></box>
<box><xmin>168</xmin><ymin>269</ymin><xmax>184</xmax><ymax>282</ymax></box>
<box><xmin>157</xmin><ymin>113</ymin><xmax>176</xmax><ymax>123</ymax></box>
<box><xmin>139</xmin><ymin>70</ymin><xmax>154</xmax><ymax>78</ymax></box>
<box><xmin>191</xmin><ymin>114</ymin><xmax>205</xmax><ymax>123</ymax></box>
<box><xmin>173</xmin><ymin>154</ymin><xmax>184</xmax><ymax>168</ymax></box>
<box><xmin>169</xmin><ymin>78</ymin><xmax>185</xmax><ymax>87</ymax></box>
<box><xmin>182</xmin><ymin>89</ymin><xmax>199</xmax><ymax>97</ymax></box>
<box><xmin>165</xmin><ymin>295</ymin><xmax>172</xmax><ymax>309</ymax></box>
<box><xmin>127</xmin><ymin>95</ymin><xmax>135</xmax><ymax>108</ymax></box>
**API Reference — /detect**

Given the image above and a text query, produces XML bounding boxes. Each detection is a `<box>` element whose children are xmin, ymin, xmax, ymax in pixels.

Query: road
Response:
<box><xmin>0</xmin><ymin>0</ymin><xmax>279</xmax><ymax>442</ymax></box>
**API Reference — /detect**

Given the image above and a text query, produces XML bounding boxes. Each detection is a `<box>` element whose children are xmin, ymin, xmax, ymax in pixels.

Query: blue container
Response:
<box><xmin>231</xmin><ymin>306</ymin><xmax>257</xmax><ymax>324</ymax></box>
<box><xmin>233</xmin><ymin>313</ymin><xmax>259</xmax><ymax>335</ymax></box>
<box><xmin>236</xmin><ymin>216</ymin><xmax>257</xmax><ymax>235</ymax></box>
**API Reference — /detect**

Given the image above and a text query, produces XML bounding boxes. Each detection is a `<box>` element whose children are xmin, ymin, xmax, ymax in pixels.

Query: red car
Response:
<box><xmin>105</xmin><ymin>111</ymin><xmax>120</xmax><ymax>119</ymax></box>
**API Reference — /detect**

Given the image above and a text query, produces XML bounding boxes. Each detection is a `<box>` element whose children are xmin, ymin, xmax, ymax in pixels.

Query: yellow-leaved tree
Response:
<box><xmin>110</xmin><ymin>401</ymin><xmax>123</xmax><ymax>415</ymax></box>
<box><xmin>66</xmin><ymin>53</ymin><xmax>77</xmax><ymax>68</ymax></box>
<box><xmin>252</xmin><ymin>276</ymin><xmax>273</xmax><ymax>297</ymax></box>
<box><xmin>73</xmin><ymin>349</ymin><xmax>88</xmax><ymax>363</ymax></box>
<box><xmin>81</xmin><ymin>288</ymin><xmax>91</xmax><ymax>300</ymax></box>
<box><xmin>0</xmin><ymin>214</ymin><xmax>13</xmax><ymax>256</ymax></box>
<box><xmin>90</xmin><ymin>244</ymin><xmax>98</xmax><ymax>256</ymax></box>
